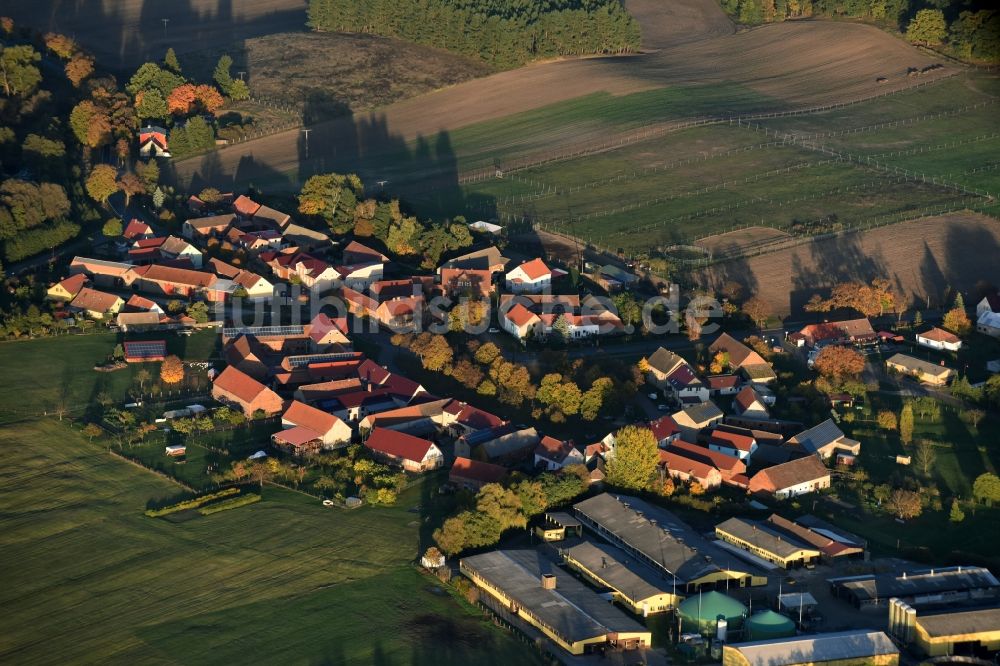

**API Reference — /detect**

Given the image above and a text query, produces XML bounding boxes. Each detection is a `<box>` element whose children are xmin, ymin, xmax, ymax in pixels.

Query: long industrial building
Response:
<box><xmin>722</xmin><ymin>630</ymin><xmax>899</xmax><ymax>666</ymax></box>
<box><xmin>715</xmin><ymin>517</ymin><xmax>821</xmax><ymax>569</ymax></box>
<box><xmin>460</xmin><ymin>549</ymin><xmax>651</xmax><ymax>656</ymax></box>
<box><xmin>573</xmin><ymin>493</ymin><xmax>768</xmax><ymax>592</ymax></box>
<box><xmin>561</xmin><ymin>539</ymin><xmax>680</xmax><ymax>616</ymax></box>
<box><xmin>829</xmin><ymin>566</ymin><xmax>1000</xmax><ymax>609</ymax></box>
<box><xmin>889</xmin><ymin>599</ymin><xmax>1000</xmax><ymax>658</ymax></box>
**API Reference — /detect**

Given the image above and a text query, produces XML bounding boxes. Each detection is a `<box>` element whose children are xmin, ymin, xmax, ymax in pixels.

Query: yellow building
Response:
<box><xmin>460</xmin><ymin>549</ymin><xmax>651</xmax><ymax>656</ymax></box>
<box><xmin>534</xmin><ymin>511</ymin><xmax>583</xmax><ymax>542</ymax></box>
<box><xmin>911</xmin><ymin>607</ymin><xmax>1000</xmax><ymax>657</ymax></box>
<box><xmin>562</xmin><ymin>540</ymin><xmax>680</xmax><ymax>616</ymax></box>
<box><xmin>716</xmin><ymin>517</ymin><xmax>822</xmax><ymax>569</ymax></box>
<box><xmin>722</xmin><ymin>630</ymin><xmax>900</xmax><ymax>666</ymax></box>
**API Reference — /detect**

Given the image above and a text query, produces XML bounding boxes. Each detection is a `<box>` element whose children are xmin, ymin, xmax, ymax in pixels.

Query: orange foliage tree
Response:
<box><xmin>44</xmin><ymin>32</ymin><xmax>76</xmax><ymax>59</ymax></box>
<box><xmin>813</xmin><ymin>345</ymin><xmax>865</xmax><ymax>383</ymax></box>
<box><xmin>65</xmin><ymin>54</ymin><xmax>94</xmax><ymax>87</ymax></box>
<box><xmin>160</xmin><ymin>355</ymin><xmax>185</xmax><ymax>384</ymax></box>
<box><xmin>167</xmin><ymin>84</ymin><xmax>224</xmax><ymax>115</ymax></box>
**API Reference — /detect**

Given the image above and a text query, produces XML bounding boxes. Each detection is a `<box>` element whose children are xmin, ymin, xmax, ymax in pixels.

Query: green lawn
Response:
<box><xmin>0</xmin><ymin>336</ymin><xmax>543</xmax><ymax>665</ymax></box>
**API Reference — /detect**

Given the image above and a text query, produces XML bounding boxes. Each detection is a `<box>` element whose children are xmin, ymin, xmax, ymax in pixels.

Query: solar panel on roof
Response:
<box><xmin>123</xmin><ymin>340</ymin><xmax>167</xmax><ymax>357</ymax></box>
<box><xmin>223</xmin><ymin>325</ymin><xmax>305</xmax><ymax>337</ymax></box>
<box><xmin>286</xmin><ymin>352</ymin><xmax>358</xmax><ymax>368</ymax></box>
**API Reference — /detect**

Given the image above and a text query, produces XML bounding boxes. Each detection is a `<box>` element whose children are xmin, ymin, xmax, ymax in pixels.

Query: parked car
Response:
<box><xmin>647</xmin><ymin>392</ymin><xmax>658</xmax><ymax>400</ymax></box>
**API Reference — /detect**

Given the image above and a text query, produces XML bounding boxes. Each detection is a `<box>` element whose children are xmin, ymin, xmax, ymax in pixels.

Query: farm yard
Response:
<box><xmin>696</xmin><ymin>211</ymin><xmax>1000</xmax><ymax>315</ymax></box>
<box><xmin>0</xmin><ymin>335</ymin><xmax>541</xmax><ymax>665</ymax></box>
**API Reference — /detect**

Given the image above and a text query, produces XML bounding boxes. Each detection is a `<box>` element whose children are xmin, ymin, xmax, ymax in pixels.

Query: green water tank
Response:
<box><xmin>677</xmin><ymin>591</ymin><xmax>748</xmax><ymax>635</ymax></box>
<box><xmin>746</xmin><ymin>610</ymin><xmax>797</xmax><ymax>640</ymax></box>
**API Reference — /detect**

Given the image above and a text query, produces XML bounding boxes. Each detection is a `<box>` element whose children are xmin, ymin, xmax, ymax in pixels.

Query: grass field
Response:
<box><xmin>0</xmin><ymin>335</ymin><xmax>542</xmax><ymax>665</ymax></box>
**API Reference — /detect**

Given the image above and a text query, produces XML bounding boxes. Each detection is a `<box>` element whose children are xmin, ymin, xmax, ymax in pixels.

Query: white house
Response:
<box><xmin>707</xmin><ymin>429</ymin><xmax>757</xmax><ymax>462</ymax></box>
<box><xmin>159</xmin><ymin>236</ymin><xmax>204</xmax><ymax>268</ymax></box>
<box><xmin>534</xmin><ymin>436</ymin><xmax>585</xmax><ymax>471</ymax></box>
<box><xmin>233</xmin><ymin>270</ymin><xmax>274</xmax><ymax>302</ymax></box>
<box><xmin>337</xmin><ymin>262</ymin><xmax>385</xmax><ymax>291</ymax></box>
<box><xmin>505</xmin><ymin>258</ymin><xmax>553</xmax><ymax>294</ymax></box>
<box><xmin>916</xmin><ymin>327</ymin><xmax>962</xmax><ymax>352</ymax></box>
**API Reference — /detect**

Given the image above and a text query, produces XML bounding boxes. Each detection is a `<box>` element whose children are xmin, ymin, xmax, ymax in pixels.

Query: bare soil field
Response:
<box><xmin>4</xmin><ymin>0</ymin><xmax>307</xmax><ymax>72</ymax></box>
<box><xmin>697</xmin><ymin>211</ymin><xmax>1000</xmax><ymax>316</ymax></box>
<box><xmin>695</xmin><ymin>226</ymin><xmax>791</xmax><ymax>256</ymax></box>
<box><xmin>624</xmin><ymin>0</ymin><xmax>733</xmax><ymax>49</ymax></box>
<box><xmin>183</xmin><ymin>32</ymin><xmax>492</xmax><ymax>115</ymax></box>
<box><xmin>173</xmin><ymin>17</ymin><xmax>953</xmax><ymax>189</ymax></box>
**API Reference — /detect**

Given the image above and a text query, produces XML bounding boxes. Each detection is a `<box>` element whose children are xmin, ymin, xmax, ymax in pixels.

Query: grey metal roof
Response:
<box><xmin>460</xmin><ymin>549</ymin><xmax>646</xmax><ymax>644</ymax></box>
<box><xmin>679</xmin><ymin>401</ymin><xmax>723</xmax><ymax>425</ymax></box>
<box><xmin>545</xmin><ymin>512</ymin><xmax>581</xmax><ymax>529</ymax></box>
<box><xmin>726</xmin><ymin>630</ymin><xmax>898</xmax><ymax>666</ymax></box>
<box><xmin>562</xmin><ymin>539</ymin><xmax>675</xmax><ymax>604</ymax></box>
<box><xmin>715</xmin><ymin>517</ymin><xmax>818</xmax><ymax>560</ymax></box>
<box><xmin>916</xmin><ymin>606</ymin><xmax>1000</xmax><ymax>638</ymax></box>
<box><xmin>573</xmin><ymin>493</ymin><xmax>764</xmax><ymax>585</ymax></box>
<box><xmin>828</xmin><ymin>566</ymin><xmax>1000</xmax><ymax>602</ymax></box>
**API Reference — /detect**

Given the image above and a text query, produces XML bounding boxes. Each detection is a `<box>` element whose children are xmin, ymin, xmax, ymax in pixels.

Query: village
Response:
<box><xmin>45</xmin><ymin>182</ymin><xmax>1000</xmax><ymax>665</ymax></box>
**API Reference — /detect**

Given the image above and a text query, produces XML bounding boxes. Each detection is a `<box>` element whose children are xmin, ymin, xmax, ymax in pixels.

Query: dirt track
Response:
<box><xmin>172</xmin><ymin>17</ymin><xmax>953</xmax><ymax>189</ymax></box>
<box><xmin>697</xmin><ymin>212</ymin><xmax>1000</xmax><ymax>316</ymax></box>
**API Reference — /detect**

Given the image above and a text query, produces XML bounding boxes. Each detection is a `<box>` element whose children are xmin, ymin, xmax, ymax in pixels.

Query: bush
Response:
<box><xmin>198</xmin><ymin>493</ymin><xmax>261</xmax><ymax>515</ymax></box>
<box><xmin>145</xmin><ymin>487</ymin><xmax>240</xmax><ymax>517</ymax></box>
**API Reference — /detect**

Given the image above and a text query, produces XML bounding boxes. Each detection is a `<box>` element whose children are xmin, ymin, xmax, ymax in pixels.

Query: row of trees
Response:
<box><xmin>297</xmin><ymin>173</ymin><xmax>474</xmax><ymax>268</ymax></box>
<box><xmin>718</xmin><ymin>0</ymin><xmax>998</xmax><ymax>63</ymax></box>
<box><xmin>307</xmin><ymin>0</ymin><xmax>640</xmax><ymax>69</ymax></box>
<box><xmin>433</xmin><ymin>465</ymin><xmax>588</xmax><ymax>554</ymax></box>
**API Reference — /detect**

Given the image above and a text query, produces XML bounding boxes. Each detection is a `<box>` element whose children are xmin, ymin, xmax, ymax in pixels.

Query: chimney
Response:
<box><xmin>541</xmin><ymin>574</ymin><xmax>557</xmax><ymax>590</ymax></box>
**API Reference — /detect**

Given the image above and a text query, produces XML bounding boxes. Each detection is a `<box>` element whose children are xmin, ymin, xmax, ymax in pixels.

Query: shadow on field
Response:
<box><xmin>4</xmin><ymin>0</ymin><xmax>305</xmax><ymax>75</ymax></box>
<box><xmin>784</xmin><ymin>232</ymin><xmax>890</xmax><ymax>315</ymax></box>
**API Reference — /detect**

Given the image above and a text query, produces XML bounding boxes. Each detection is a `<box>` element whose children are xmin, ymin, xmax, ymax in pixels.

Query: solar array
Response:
<box><xmin>223</xmin><ymin>324</ymin><xmax>305</xmax><ymax>338</ymax></box>
<box><xmin>286</xmin><ymin>352</ymin><xmax>358</xmax><ymax>368</ymax></box>
<box><xmin>123</xmin><ymin>340</ymin><xmax>167</xmax><ymax>358</ymax></box>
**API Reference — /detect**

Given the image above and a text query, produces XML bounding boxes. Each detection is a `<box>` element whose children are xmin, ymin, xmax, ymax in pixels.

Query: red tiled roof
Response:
<box><xmin>734</xmin><ymin>385</ymin><xmax>765</xmax><ymax>413</ymax></box>
<box><xmin>233</xmin><ymin>195</ymin><xmax>261</xmax><ymax>217</ymax></box>
<box><xmin>514</xmin><ymin>258</ymin><xmax>551</xmax><ymax>281</ymax></box>
<box><xmin>449</xmin><ymin>457</ymin><xmax>507</xmax><ymax>485</ymax></box>
<box><xmin>273</xmin><ymin>425</ymin><xmax>323</xmax><ymax>448</ymax></box>
<box><xmin>382</xmin><ymin>373</ymin><xmax>421</xmax><ymax>399</ymax></box>
<box><xmin>751</xmin><ymin>455</ymin><xmax>829</xmax><ymax>492</ymax></box>
<box><xmin>123</xmin><ymin>219</ymin><xmax>153</xmax><ymax>239</ymax></box>
<box><xmin>213</xmin><ymin>365</ymin><xmax>271</xmax><ymax>404</ymax></box>
<box><xmin>332</xmin><ymin>387</ymin><xmax>395</xmax><ymax>409</ymax></box>
<box><xmin>365</xmin><ymin>427</ymin><xmax>435</xmax><ymax>462</ymax></box>
<box><xmin>658</xmin><ymin>448</ymin><xmax>718</xmax><ymax>482</ymax></box>
<box><xmin>309</xmin><ymin>313</ymin><xmax>349</xmax><ymax>343</ymax></box>
<box><xmin>133</xmin><ymin>264</ymin><xmax>217</xmax><ymax>288</ymax></box>
<box><xmin>668</xmin><ymin>439</ymin><xmax>745</xmax><ymax>473</ymax></box>
<box><xmin>283</xmin><ymin>400</ymin><xmax>340</xmax><ymax>435</ymax></box>
<box><xmin>54</xmin><ymin>273</ymin><xmax>87</xmax><ymax>297</ymax></box>
<box><xmin>125</xmin><ymin>294</ymin><xmax>159</xmax><ymax>311</ymax></box>
<box><xmin>710</xmin><ymin>333</ymin><xmax>767</xmax><ymax>368</ymax></box>
<box><xmin>707</xmin><ymin>375</ymin><xmax>740</xmax><ymax>390</ymax></box>
<box><xmin>357</xmin><ymin>360</ymin><xmax>391</xmax><ymax>385</ymax></box>
<box><xmin>506</xmin><ymin>303</ymin><xmax>539</xmax><ymax>328</ymax></box>
<box><xmin>535</xmin><ymin>436</ymin><xmax>575</xmax><ymax>462</ymax></box>
<box><xmin>343</xmin><ymin>240</ymin><xmax>388</xmax><ymax>263</ymax></box>
<box><xmin>70</xmin><ymin>287</ymin><xmax>121</xmax><ymax>313</ymax></box>
<box><xmin>919</xmin><ymin>327</ymin><xmax>961</xmax><ymax>344</ymax></box>
<box><xmin>709</xmin><ymin>429</ymin><xmax>756</xmax><ymax>453</ymax></box>
<box><xmin>456</xmin><ymin>403</ymin><xmax>505</xmax><ymax>430</ymax></box>
<box><xmin>649</xmin><ymin>415</ymin><xmax>680</xmax><ymax>441</ymax></box>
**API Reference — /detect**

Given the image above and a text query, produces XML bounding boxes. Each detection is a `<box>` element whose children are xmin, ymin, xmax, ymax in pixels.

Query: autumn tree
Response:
<box><xmin>65</xmin><ymin>53</ymin><xmax>94</xmax><ymax>87</ymax></box>
<box><xmin>805</xmin><ymin>279</ymin><xmax>894</xmax><ymax>317</ymax></box>
<box><xmin>886</xmin><ymin>488</ymin><xmax>922</xmax><ymax>519</ymax></box>
<box><xmin>973</xmin><ymin>472</ymin><xmax>1000</xmax><ymax>505</ymax></box>
<box><xmin>907</xmin><ymin>9</ymin><xmax>947</xmax><ymax>45</ymax></box>
<box><xmin>167</xmin><ymin>84</ymin><xmax>197</xmax><ymax>115</ymax></box>
<box><xmin>160</xmin><ymin>355</ymin><xmax>184</xmax><ymax>384</ymax></box>
<box><xmin>0</xmin><ymin>45</ymin><xmax>42</xmax><ymax>97</ymax></box>
<box><xmin>117</xmin><ymin>172</ymin><xmax>145</xmax><ymax>206</ymax></box>
<box><xmin>899</xmin><ymin>401</ymin><xmax>914</xmax><ymax>446</ymax></box>
<box><xmin>70</xmin><ymin>100</ymin><xmax>112</xmax><ymax>148</ymax></box>
<box><xmin>297</xmin><ymin>172</ymin><xmax>364</xmax><ymax>234</ymax></box>
<box><xmin>474</xmin><ymin>341</ymin><xmax>501</xmax><ymax>365</ymax></box>
<box><xmin>85</xmin><ymin>165</ymin><xmax>119</xmax><ymax>203</ymax></box>
<box><xmin>451</xmin><ymin>357</ymin><xmax>484</xmax><ymax>389</ymax></box>
<box><xmin>102</xmin><ymin>219</ymin><xmax>122</xmax><ymax>237</ymax></box>
<box><xmin>877</xmin><ymin>410</ymin><xmax>898</xmax><ymax>431</ymax></box>
<box><xmin>605</xmin><ymin>425</ymin><xmax>658</xmax><ymax>491</ymax></box>
<box><xmin>412</xmin><ymin>334</ymin><xmax>454</xmax><ymax>373</ymax></box>
<box><xmin>44</xmin><ymin>33</ymin><xmax>76</xmax><ymax>59</ymax></box>
<box><xmin>580</xmin><ymin>377</ymin><xmax>614</xmax><ymax>421</ymax></box>
<box><xmin>942</xmin><ymin>307</ymin><xmax>972</xmax><ymax>336</ymax></box>
<box><xmin>742</xmin><ymin>296</ymin><xmax>771</xmax><ymax>329</ymax></box>
<box><xmin>813</xmin><ymin>345</ymin><xmax>865</xmax><ymax>383</ymax></box>
<box><xmin>914</xmin><ymin>439</ymin><xmax>936</xmax><ymax>476</ymax></box>
<box><xmin>537</xmin><ymin>373</ymin><xmax>583</xmax><ymax>417</ymax></box>
<box><xmin>949</xmin><ymin>499</ymin><xmax>965</xmax><ymax>523</ymax></box>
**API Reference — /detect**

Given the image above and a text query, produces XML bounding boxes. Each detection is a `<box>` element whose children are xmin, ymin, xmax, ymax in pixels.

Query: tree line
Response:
<box><xmin>718</xmin><ymin>0</ymin><xmax>998</xmax><ymax>63</ymax></box>
<box><xmin>306</xmin><ymin>0</ymin><xmax>641</xmax><ymax>69</ymax></box>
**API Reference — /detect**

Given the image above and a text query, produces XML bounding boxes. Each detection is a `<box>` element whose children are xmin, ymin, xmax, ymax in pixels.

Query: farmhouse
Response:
<box><xmin>886</xmin><ymin>353</ymin><xmax>956</xmax><ymax>386</ymax></box>
<box><xmin>357</xmin><ymin>398</ymin><xmax>458</xmax><ymax>436</ymax></box>
<box><xmin>574</xmin><ymin>493</ymin><xmax>767</xmax><ymax>591</ymax></box>
<box><xmin>715</xmin><ymin>517</ymin><xmax>821</xmax><ymax>569</ymax></box>
<box><xmin>460</xmin><ymin>549</ymin><xmax>651</xmax><ymax>656</ymax></box>
<box><xmin>69</xmin><ymin>257</ymin><xmax>133</xmax><ymax>287</ymax></box>
<box><xmin>666</xmin><ymin>439</ymin><xmax>747</xmax><ymax>486</ymax></box>
<box><xmin>658</xmin><ymin>447</ymin><xmax>723</xmax><ymax>489</ymax></box>
<box><xmin>438</xmin><ymin>246</ymin><xmax>509</xmax><ymax>297</ymax></box>
<box><xmin>733</xmin><ymin>386</ymin><xmax>770</xmax><ymax>419</ymax></box>
<box><xmin>123</xmin><ymin>218</ymin><xmax>155</xmax><ymax>241</ymax></box>
<box><xmin>710</xmin><ymin>333</ymin><xmax>777</xmax><ymax>384</ymax></box>
<box><xmin>138</xmin><ymin>126</ymin><xmax>170</xmax><ymax>157</ymax></box>
<box><xmin>505</xmin><ymin>258</ymin><xmax>557</xmax><ymax>293</ymax></box>
<box><xmin>363</xmin><ymin>427</ymin><xmax>443</xmax><ymax>472</ymax></box>
<box><xmin>721</xmin><ymin>630</ymin><xmax>899</xmax><ymax>666</ymax></box>
<box><xmin>707</xmin><ymin>374</ymin><xmax>741</xmax><ymax>396</ymax></box>
<box><xmin>448</xmin><ymin>457</ymin><xmax>508</xmax><ymax>491</ymax></box>
<box><xmin>708</xmin><ymin>429</ymin><xmax>757</xmax><ymax>462</ymax></box>
<box><xmin>786</xmin><ymin>419</ymin><xmax>860</xmax><ymax>460</ymax></box>
<box><xmin>211</xmin><ymin>365</ymin><xmax>284</xmax><ymax>417</ymax></box>
<box><xmin>671</xmin><ymin>401</ymin><xmax>724</xmax><ymax>439</ymax></box>
<box><xmin>562</xmin><ymin>539</ymin><xmax>680</xmax><ymax>616</ymax></box>
<box><xmin>68</xmin><ymin>287</ymin><xmax>124</xmax><ymax>318</ymax></box>
<box><xmin>534</xmin><ymin>436</ymin><xmax>584</xmax><ymax>470</ymax></box>
<box><xmin>916</xmin><ymin>327</ymin><xmax>962</xmax><ymax>351</ymax></box>
<box><xmin>124</xmin><ymin>264</ymin><xmax>231</xmax><ymax>302</ymax></box>
<box><xmin>747</xmin><ymin>455</ymin><xmax>830</xmax><ymax>499</ymax></box>
<box><xmin>648</xmin><ymin>414</ymin><xmax>681</xmax><ymax>446</ymax></box>
<box><xmin>182</xmin><ymin>214</ymin><xmax>236</xmax><ymax>240</ymax></box>
<box><xmin>280</xmin><ymin>400</ymin><xmax>351</xmax><ymax>448</ymax></box>
<box><xmin>788</xmin><ymin>318</ymin><xmax>876</xmax><ymax>348</ymax></box>
<box><xmin>47</xmin><ymin>274</ymin><xmax>88</xmax><ymax>301</ymax></box>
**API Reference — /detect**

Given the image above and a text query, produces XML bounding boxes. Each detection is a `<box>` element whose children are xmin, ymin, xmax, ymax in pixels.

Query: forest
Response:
<box><xmin>307</xmin><ymin>0</ymin><xmax>641</xmax><ymax>69</ymax></box>
<box><xmin>718</xmin><ymin>0</ymin><xmax>999</xmax><ymax>62</ymax></box>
